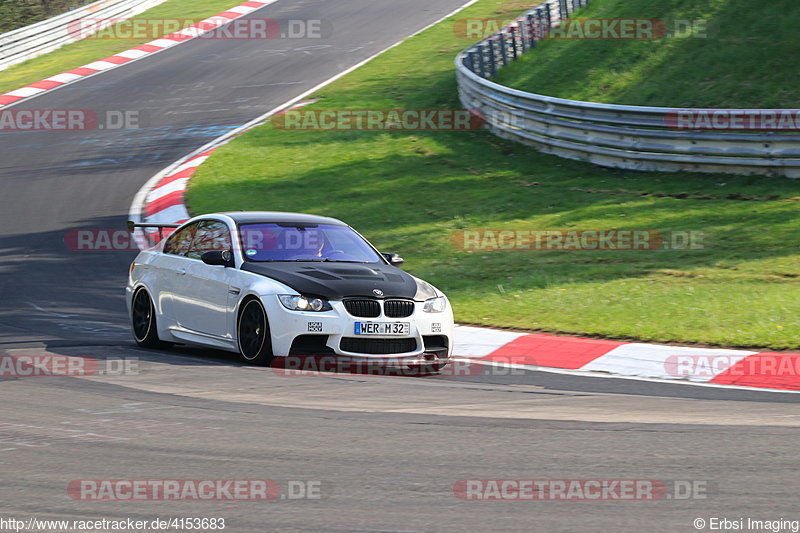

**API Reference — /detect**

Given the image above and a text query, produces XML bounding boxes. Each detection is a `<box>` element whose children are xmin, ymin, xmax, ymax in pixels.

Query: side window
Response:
<box><xmin>187</xmin><ymin>220</ymin><xmax>232</xmax><ymax>260</ymax></box>
<box><xmin>163</xmin><ymin>222</ymin><xmax>199</xmax><ymax>256</ymax></box>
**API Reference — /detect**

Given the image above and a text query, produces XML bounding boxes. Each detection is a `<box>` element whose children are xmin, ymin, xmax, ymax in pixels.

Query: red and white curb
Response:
<box><xmin>454</xmin><ymin>325</ymin><xmax>800</xmax><ymax>393</ymax></box>
<box><xmin>0</xmin><ymin>0</ymin><xmax>277</xmax><ymax>109</ymax></box>
<box><xmin>138</xmin><ymin>149</ymin><xmax>212</xmax><ymax>229</ymax></box>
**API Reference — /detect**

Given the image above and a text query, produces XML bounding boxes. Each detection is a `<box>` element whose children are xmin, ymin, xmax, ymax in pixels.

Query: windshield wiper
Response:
<box><xmin>252</xmin><ymin>259</ymin><xmax>373</xmax><ymax>263</ymax></box>
<box><xmin>280</xmin><ymin>259</ymin><xmax>372</xmax><ymax>263</ymax></box>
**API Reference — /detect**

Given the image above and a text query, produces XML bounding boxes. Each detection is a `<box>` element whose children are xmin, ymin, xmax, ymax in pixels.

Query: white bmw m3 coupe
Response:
<box><xmin>126</xmin><ymin>212</ymin><xmax>454</xmax><ymax>369</ymax></box>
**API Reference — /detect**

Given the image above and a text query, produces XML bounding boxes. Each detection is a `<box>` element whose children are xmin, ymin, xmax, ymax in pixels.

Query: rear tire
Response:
<box><xmin>237</xmin><ymin>298</ymin><xmax>274</xmax><ymax>366</ymax></box>
<box><xmin>131</xmin><ymin>287</ymin><xmax>163</xmax><ymax>348</ymax></box>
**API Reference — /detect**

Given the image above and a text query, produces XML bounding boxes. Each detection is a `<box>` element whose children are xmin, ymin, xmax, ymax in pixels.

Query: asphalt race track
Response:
<box><xmin>0</xmin><ymin>1</ymin><xmax>799</xmax><ymax>531</ymax></box>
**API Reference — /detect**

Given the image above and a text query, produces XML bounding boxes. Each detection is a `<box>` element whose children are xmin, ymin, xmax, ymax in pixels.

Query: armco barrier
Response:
<box><xmin>455</xmin><ymin>0</ymin><xmax>800</xmax><ymax>178</ymax></box>
<box><xmin>0</xmin><ymin>0</ymin><xmax>169</xmax><ymax>71</ymax></box>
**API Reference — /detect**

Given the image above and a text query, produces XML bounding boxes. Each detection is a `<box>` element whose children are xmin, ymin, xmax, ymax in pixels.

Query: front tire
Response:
<box><xmin>237</xmin><ymin>298</ymin><xmax>274</xmax><ymax>366</ymax></box>
<box><xmin>131</xmin><ymin>287</ymin><xmax>162</xmax><ymax>348</ymax></box>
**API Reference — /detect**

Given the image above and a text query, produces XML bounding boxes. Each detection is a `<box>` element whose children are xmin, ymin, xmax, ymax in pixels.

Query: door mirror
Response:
<box><xmin>201</xmin><ymin>250</ymin><xmax>234</xmax><ymax>267</ymax></box>
<box><xmin>381</xmin><ymin>252</ymin><xmax>404</xmax><ymax>267</ymax></box>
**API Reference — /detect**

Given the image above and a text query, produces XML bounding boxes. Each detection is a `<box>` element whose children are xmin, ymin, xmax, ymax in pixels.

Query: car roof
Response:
<box><xmin>213</xmin><ymin>211</ymin><xmax>348</xmax><ymax>226</ymax></box>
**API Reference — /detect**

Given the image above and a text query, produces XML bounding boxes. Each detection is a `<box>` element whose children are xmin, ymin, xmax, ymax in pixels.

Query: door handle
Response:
<box><xmin>177</xmin><ymin>268</ymin><xmax>187</xmax><ymax>276</ymax></box>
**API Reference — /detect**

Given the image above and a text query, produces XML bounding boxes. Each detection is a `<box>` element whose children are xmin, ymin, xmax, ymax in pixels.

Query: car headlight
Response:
<box><xmin>423</xmin><ymin>296</ymin><xmax>447</xmax><ymax>313</ymax></box>
<box><xmin>279</xmin><ymin>295</ymin><xmax>332</xmax><ymax>312</ymax></box>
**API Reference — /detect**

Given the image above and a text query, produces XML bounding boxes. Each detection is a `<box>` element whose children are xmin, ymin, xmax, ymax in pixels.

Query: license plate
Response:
<box><xmin>354</xmin><ymin>322</ymin><xmax>410</xmax><ymax>336</ymax></box>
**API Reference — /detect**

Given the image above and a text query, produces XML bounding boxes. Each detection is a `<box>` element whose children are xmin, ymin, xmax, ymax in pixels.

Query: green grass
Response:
<box><xmin>496</xmin><ymin>0</ymin><xmax>800</xmax><ymax>107</ymax></box>
<box><xmin>187</xmin><ymin>0</ymin><xmax>800</xmax><ymax>350</ymax></box>
<box><xmin>0</xmin><ymin>0</ymin><xmax>241</xmax><ymax>95</ymax></box>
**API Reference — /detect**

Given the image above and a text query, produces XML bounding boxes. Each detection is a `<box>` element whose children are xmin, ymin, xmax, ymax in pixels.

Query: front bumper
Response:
<box><xmin>264</xmin><ymin>297</ymin><xmax>454</xmax><ymax>359</ymax></box>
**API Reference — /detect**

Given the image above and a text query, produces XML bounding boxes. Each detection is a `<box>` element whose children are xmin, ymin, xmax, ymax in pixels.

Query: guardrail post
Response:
<box><xmin>487</xmin><ymin>39</ymin><xmax>497</xmax><ymax>77</ymax></box>
<box><xmin>526</xmin><ymin>14</ymin><xmax>537</xmax><ymax>47</ymax></box>
<box><xmin>544</xmin><ymin>4</ymin><xmax>553</xmax><ymax>35</ymax></box>
<box><xmin>477</xmin><ymin>43</ymin><xmax>487</xmax><ymax>77</ymax></box>
<box><xmin>559</xmin><ymin>0</ymin><xmax>569</xmax><ymax>22</ymax></box>
<box><xmin>498</xmin><ymin>33</ymin><xmax>508</xmax><ymax>67</ymax></box>
<box><xmin>466</xmin><ymin>50</ymin><xmax>477</xmax><ymax>73</ymax></box>
<box><xmin>511</xmin><ymin>26</ymin><xmax>519</xmax><ymax>59</ymax></box>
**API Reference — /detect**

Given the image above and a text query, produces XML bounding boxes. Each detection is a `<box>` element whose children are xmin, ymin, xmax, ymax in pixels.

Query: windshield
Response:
<box><xmin>238</xmin><ymin>223</ymin><xmax>383</xmax><ymax>263</ymax></box>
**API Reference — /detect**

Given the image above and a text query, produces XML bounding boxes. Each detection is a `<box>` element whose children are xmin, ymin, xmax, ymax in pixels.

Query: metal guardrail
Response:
<box><xmin>0</xmin><ymin>0</ymin><xmax>169</xmax><ymax>71</ymax></box>
<box><xmin>455</xmin><ymin>0</ymin><xmax>800</xmax><ymax>178</ymax></box>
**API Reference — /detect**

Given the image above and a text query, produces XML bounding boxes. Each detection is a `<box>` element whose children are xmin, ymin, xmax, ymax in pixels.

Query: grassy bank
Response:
<box><xmin>496</xmin><ymin>0</ymin><xmax>800</xmax><ymax>107</ymax></box>
<box><xmin>0</xmin><ymin>0</ymin><xmax>241</xmax><ymax>95</ymax></box>
<box><xmin>187</xmin><ymin>0</ymin><xmax>800</xmax><ymax>349</ymax></box>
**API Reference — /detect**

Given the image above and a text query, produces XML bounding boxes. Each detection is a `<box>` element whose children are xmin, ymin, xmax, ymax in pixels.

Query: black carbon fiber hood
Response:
<box><xmin>240</xmin><ymin>261</ymin><xmax>438</xmax><ymax>301</ymax></box>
